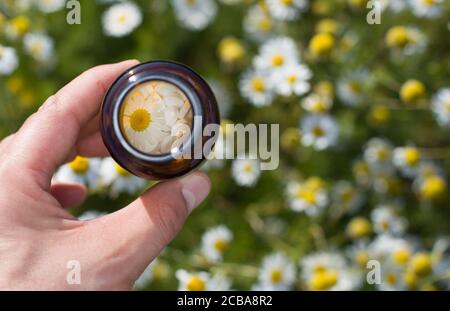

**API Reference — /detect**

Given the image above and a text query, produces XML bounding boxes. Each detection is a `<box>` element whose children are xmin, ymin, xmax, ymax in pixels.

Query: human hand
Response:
<box><xmin>0</xmin><ymin>60</ymin><xmax>211</xmax><ymax>290</ymax></box>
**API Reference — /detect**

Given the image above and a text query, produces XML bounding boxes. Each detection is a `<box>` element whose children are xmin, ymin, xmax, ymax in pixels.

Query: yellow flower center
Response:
<box><xmin>309</xmin><ymin>33</ymin><xmax>335</xmax><ymax>57</ymax></box>
<box><xmin>410</xmin><ymin>253</ymin><xmax>432</xmax><ymax>277</ymax></box>
<box><xmin>287</xmin><ymin>75</ymin><xmax>298</xmax><ymax>84</ymax></box>
<box><xmin>11</xmin><ymin>16</ymin><xmax>30</xmax><ymax>35</ymax></box>
<box><xmin>404</xmin><ymin>271</ymin><xmax>418</xmax><ymax>290</ymax></box>
<box><xmin>349</xmin><ymin>82</ymin><xmax>362</xmax><ymax>94</ymax></box>
<box><xmin>400</xmin><ymin>80</ymin><xmax>426</xmax><ymax>104</ymax></box>
<box><xmin>355</xmin><ymin>251</ymin><xmax>369</xmax><ymax>267</ymax></box>
<box><xmin>258</xmin><ymin>17</ymin><xmax>272</xmax><ymax>32</ymax></box>
<box><xmin>186</xmin><ymin>276</ymin><xmax>206</xmax><ymax>291</ymax></box>
<box><xmin>129</xmin><ymin>109</ymin><xmax>151</xmax><ymax>132</ymax></box>
<box><xmin>186</xmin><ymin>0</ymin><xmax>197</xmax><ymax>5</ymax></box>
<box><xmin>272</xmin><ymin>54</ymin><xmax>284</xmax><ymax>67</ymax></box>
<box><xmin>312</xmin><ymin>126</ymin><xmax>325</xmax><ymax>137</ymax></box>
<box><xmin>393</xmin><ymin>249</ymin><xmax>411</xmax><ymax>265</ymax></box>
<box><xmin>420</xmin><ymin>176</ymin><xmax>446</xmax><ymax>200</ymax></box>
<box><xmin>385</xmin><ymin>272</ymin><xmax>398</xmax><ymax>285</ymax></box>
<box><xmin>386</xmin><ymin>26</ymin><xmax>410</xmax><ymax>48</ymax></box>
<box><xmin>69</xmin><ymin>156</ymin><xmax>89</xmax><ymax>174</ymax></box>
<box><xmin>309</xmin><ymin>270</ymin><xmax>338</xmax><ymax>291</ymax></box>
<box><xmin>403</xmin><ymin>148</ymin><xmax>420</xmax><ymax>166</ymax></box>
<box><xmin>243</xmin><ymin>163</ymin><xmax>254</xmax><ymax>173</ymax></box>
<box><xmin>370</xmin><ymin>105</ymin><xmax>390</xmax><ymax>124</ymax></box>
<box><xmin>218</xmin><ymin>37</ymin><xmax>245</xmax><ymax>63</ymax></box>
<box><xmin>270</xmin><ymin>269</ymin><xmax>283</xmax><ymax>284</ymax></box>
<box><xmin>251</xmin><ymin>78</ymin><xmax>265</xmax><ymax>92</ymax></box>
<box><xmin>214</xmin><ymin>239</ymin><xmax>228</xmax><ymax>252</ymax></box>
<box><xmin>296</xmin><ymin>189</ymin><xmax>317</xmax><ymax>204</ymax></box>
<box><xmin>316</xmin><ymin>19</ymin><xmax>338</xmax><ymax>34</ymax></box>
<box><xmin>347</xmin><ymin>217</ymin><xmax>371</xmax><ymax>238</ymax></box>
<box><xmin>376</xmin><ymin>148</ymin><xmax>389</xmax><ymax>161</ymax></box>
<box><xmin>117</xmin><ymin>14</ymin><xmax>127</xmax><ymax>25</ymax></box>
<box><xmin>115</xmin><ymin>163</ymin><xmax>130</xmax><ymax>177</ymax></box>
<box><xmin>422</xmin><ymin>0</ymin><xmax>436</xmax><ymax>5</ymax></box>
<box><xmin>280</xmin><ymin>0</ymin><xmax>294</xmax><ymax>5</ymax></box>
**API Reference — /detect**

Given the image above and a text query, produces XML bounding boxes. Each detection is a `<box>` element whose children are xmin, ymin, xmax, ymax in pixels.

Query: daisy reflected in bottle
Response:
<box><xmin>101</xmin><ymin>61</ymin><xmax>219</xmax><ymax>180</ymax></box>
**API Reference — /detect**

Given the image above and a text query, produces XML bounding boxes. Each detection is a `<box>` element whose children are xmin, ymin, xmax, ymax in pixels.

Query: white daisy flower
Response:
<box><xmin>239</xmin><ymin>69</ymin><xmax>274</xmax><ymax>107</ymax></box>
<box><xmin>409</xmin><ymin>0</ymin><xmax>444</xmax><ymax>18</ymax></box>
<box><xmin>369</xmin><ymin>234</ymin><xmax>413</xmax><ymax>263</ymax></box>
<box><xmin>393</xmin><ymin>146</ymin><xmax>422</xmax><ymax>177</ymax></box>
<box><xmin>337</xmin><ymin>71</ymin><xmax>368</xmax><ymax>107</ymax></box>
<box><xmin>363</xmin><ymin>138</ymin><xmax>394</xmax><ymax>173</ymax></box>
<box><xmin>257</xmin><ymin>253</ymin><xmax>296</xmax><ymax>291</ymax></box>
<box><xmin>176</xmin><ymin>270</ymin><xmax>210</xmax><ymax>291</ymax></box>
<box><xmin>431</xmin><ymin>88</ymin><xmax>450</xmax><ymax>127</ymax></box>
<box><xmin>386</xmin><ymin>26</ymin><xmax>427</xmax><ymax>55</ymax></box>
<box><xmin>286</xmin><ymin>178</ymin><xmax>328</xmax><ymax>216</ymax></box>
<box><xmin>209</xmin><ymin>273</ymin><xmax>232</xmax><ymax>291</ymax></box>
<box><xmin>378</xmin><ymin>0</ymin><xmax>408</xmax><ymax>12</ymax></box>
<box><xmin>270</xmin><ymin>63</ymin><xmax>312</xmax><ymax>97</ymax></box>
<box><xmin>23</xmin><ymin>32</ymin><xmax>54</xmax><ymax>63</ymax></box>
<box><xmin>78</xmin><ymin>210</ymin><xmax>107</xmax><ymax>221</ymax></box>
<box><xmin>231</xmin><ymin>158</ymin><xmax>261</xmax><ymax>187</ymax></box>
<box><xmin>54</xmin><ymin>156</ymin><xmax>101</xmax><ymax>188</ymax></box>
<box><xmin>301</xmin><ymin>93</ymin><xmax>333</xmax><ymax>114</ymax></box>
<box><xmin>301</xmin><ymin>251</ymin><xmax>361</xmax><ymax>291</ymax></box>
<box><xmin>253</xmin><ymin>36</ymin><xmax>299</xmax><ymax>72</ymax></box>
<box><xmin>102</xmin><ymin>1</ymin><xmax>142</xmax><ymax>37</ymax></box>
<box><xmin>266</xmin><ymin>0</ymin><xmax>308</xmax><ymax>21</ymax></box>
<box><xmin>243</xmin><ymin>5</ymin><xmax>274</xmax><ymax>42</ymax></box>
<box><xmin>300</xmin><ymin>114</ymin><xmax>339</xmax><ymax>150</ymax></box>
<box><xmin>99</xmin><ymin>157</ymin><xmax>146</xmax><ymax>197</ymax></box>
<box><xmin>171</xmin><ymin>0</ymin><xmax>218</xmax><ymax>31</ymax></box>
<box><xmin>36</xmin><ymin>0</ymin><xmax>66</xmax><ymax>13</ymax></box>
<box><xmin>371</xmin><ymin>205</ymin><xmax>407</xmax><ymax>236</ymax></box>
<box><xmin>0</xmin><ymin>46</ymin><xmax>19</xmax><ymax>75</ymax></box>
<box><xmin>378</xmin><ymin>267</ymin><xmax>405</xmax><ymax>291</ymax></box>
<box><xmin>201</xmin><ymin>225</ymin><xmax>233</xmax><ymax>263</ymax></box>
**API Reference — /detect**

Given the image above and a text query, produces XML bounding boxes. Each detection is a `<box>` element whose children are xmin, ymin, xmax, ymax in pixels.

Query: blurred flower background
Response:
<box><xmin>1</xmin><ymin>0</ymin><xmax>450</xmax><ymax>291</ymax></box>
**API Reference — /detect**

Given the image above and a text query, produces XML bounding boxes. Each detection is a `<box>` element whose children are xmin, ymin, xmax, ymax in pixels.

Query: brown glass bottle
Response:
<box><xmin>101</xmin><ymin>61</ymin><xmax>220</xmax><ymax>180</ymax></box>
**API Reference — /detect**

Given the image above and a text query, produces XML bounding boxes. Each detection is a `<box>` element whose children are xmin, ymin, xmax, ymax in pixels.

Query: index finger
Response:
<box><xmin>9</xmin><ymin>60</ymin><xmax>139</xmax><ymax>189</ymax></box>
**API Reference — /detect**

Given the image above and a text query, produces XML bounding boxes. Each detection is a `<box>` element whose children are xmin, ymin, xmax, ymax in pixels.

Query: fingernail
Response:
<box><xmin>180</xmin><ymin>173</ymin><xmax>211</xmax><ymax>213</ymax></box>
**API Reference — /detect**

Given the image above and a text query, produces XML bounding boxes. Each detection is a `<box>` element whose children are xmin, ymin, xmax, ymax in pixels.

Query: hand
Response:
<box><xmin>0</xmin><ymin>60</ymin><xmax>211</xmax><ymax>290</ymax></box>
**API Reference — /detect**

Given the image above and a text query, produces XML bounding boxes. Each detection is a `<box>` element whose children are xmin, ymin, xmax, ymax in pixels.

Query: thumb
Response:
<box><xmin>83</xmin><ymin>172</ymin><xmax>210</xmax><ymax>285</ymax></box>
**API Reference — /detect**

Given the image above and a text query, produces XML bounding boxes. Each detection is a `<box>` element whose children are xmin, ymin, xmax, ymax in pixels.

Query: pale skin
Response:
<box><xmin>0</xmin><ymin>60</ymin><xmax>211</xmax><ymax>290</ymax></box>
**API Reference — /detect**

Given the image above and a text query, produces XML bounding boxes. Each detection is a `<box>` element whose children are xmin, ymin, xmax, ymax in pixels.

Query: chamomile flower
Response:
<box><xmin>270</xmin><ymin>63</ymin><xmax>312</xmax><ymax>97</ymax></box>
<box><xmin>301</xmin><ymin>93</ymin><xmax>333</xmax><ymax>114</ymax></box>
<box><xmin>176</xmin><ymin>270</ymin><xmax>210</xmax><ymax>291</ymax></box>
<box><xmin>102</xmin><ymin>1</ymin><xmax>143</xmax><ymax>37</ymax></box>
<box><xmin>54</xmin><ymin>156</ymin><xmax>101</xmax><ymax>188</ymax></box>
<box><xmin>36</xmin><ymin>0</ymin><xmax>66</xmax><ymax>13</ymax></box>
<box><xmin>300</xmin><ymin>114</ymin><xmax>338</xmax><ymax>150</ymax></box>
<box><xmin>371</xmin><ymin>205</ymin><xmax>407</xmax><ymax>236</ymax></box>
<box><xmin>244</xmin><ymin>5</ymin><xmax>274</xmax><ymax>41</ymax></box>
<box><xmin>239</xmin><ymin>69</ymin><xmax>274</xmax><ymax>107</ymax></box>
<box><xmin>171</xmin><ymin>0</ymin><xmax>218</xmax><ymax>31</ymax></box>
<box><xmin>346</xmin><ymin>217</ymin><xmax>372</xmax><ymax>240</ymax></box>
<box><xmin>363</xmin><ymin>138</ymin><xmax>394</xmax><ymax>173</ymax></box>
<box><xmin>409</xmin><ymin>0</ymin><xmax>444</xmax><ymax>18</ymax></box>
<box><xmin>369</xmin><ymin>235</ymin><xmax>413</xmax><ymax>263</ymax></box>
<box><xmin>201</xmin><ymin>225</ymin><xmax>233</xmax><ymax>263</ymax></box>
<box><xmin>393</xmin><ymin>146</ymin><xmax>422</xmax><ymax>177</ymax></box>
<box><xmin>286</xmin><ymin>178</ymin><xmax>328</xmax><ymax>216</ymax></box>
<box><xmin>301</xmin><ymin>251</ymin><xmax>360</xmax><ymax>291</ymax></box>
<box><xmin>257</xmin><ymin>253</ymin><xmax>296</xmax><ymax>290</ymax></box>
<box><xmin>385</xmin><ymin>26</ymin><xmax>427</xmax><ymax>55</ymax></box>
<box><xmin>0</xmin><ymin>46</ymin><xmax>19</xmax><ymax>75</ymax></box>
<box><xmin>99</xmin><ymin>157</ymin><xmax>146</xmax><ymax>198</ymax></box>
<box><xmin>378</xmin><ymin>0</ymin><xmax>408</xmax><ymax>12</ymax></box>
<box><xmin>337</xmin><ymin>71</ymin><xmax>368</xmax><ymax>107</ymax></box>
<box><xmin>23</xmin><ymin>32</ymin><xmax>54</xmax><ymax>63</ymax></box>
<box><xmin>431</xmin><ymin>88</ymin><xmax>450</xmax><ymax>127</ymax></box>
<box><xmin>414</xmin><ymin>174</ymin><xmax>447</xmax><ymax>201</ymax></box>
<box><xmin>253</xmin><ymin>37</ymin><xmax>299</xmax><ymax>72</ymax></box>
<box><xmin>231</xmin><ymin>157</ymin><xmax>261</xmax><ymax>187</ymax></box>
<box><xmin>400</xmin><ymin>79</ymin><xmax>426</xmax><ymax>104</ymax></box>
<box><xmin>378</xmin><ymin>267</ymin><xmax>405</xmax><ymax>291</ymax></box>
<box><xmin>266</xmin><ymin>0</ymin><xmax>308</xmax><ymax>21</ymax></box>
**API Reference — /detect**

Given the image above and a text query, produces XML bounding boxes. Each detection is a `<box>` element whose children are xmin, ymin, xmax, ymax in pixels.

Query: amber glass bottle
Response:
<box><xmin>101</xmin><ymin>61</ymin><xmax>220</xmax><ymax>180</ymax></box>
